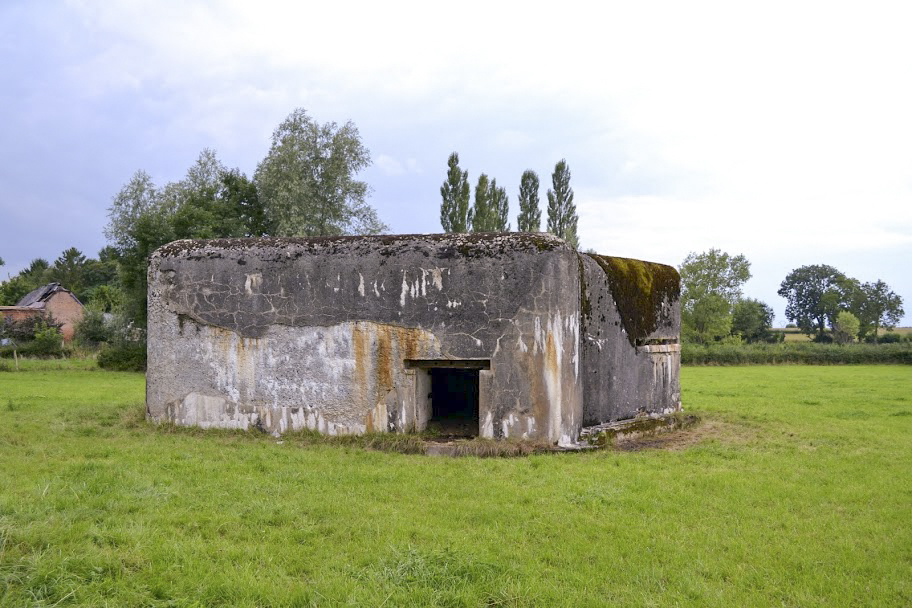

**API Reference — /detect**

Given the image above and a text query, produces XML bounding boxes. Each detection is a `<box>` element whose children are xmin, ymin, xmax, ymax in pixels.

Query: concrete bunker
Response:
<box><xmin>146</xmin><ymin>233</ymin><xmax>681</xmax><ymax>445</ymax></box>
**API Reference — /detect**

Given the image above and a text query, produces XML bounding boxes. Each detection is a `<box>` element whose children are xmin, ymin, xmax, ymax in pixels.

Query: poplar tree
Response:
<box><xmin>469</xmin><ymin>174</ymin><xmax>493</xmax><ymax>232</ymax></box>
<box><xmin>517</xmin><ymin>169</ymin><xmax>541</xmax><ymax>232</ymax></box>
<box><xmin>439</xmin><ymin>152</ymin><xmax>470</xmax><ymax>232</ymax></box>
<box><xmin>490</xmin><ymin>178</ymin><xmax>510</xmax><ymax>232</ymax></box>
<box><xmin>546</xmin><ymin>159</ymin><xmax>578</xmax><ymax>248</ymax></box>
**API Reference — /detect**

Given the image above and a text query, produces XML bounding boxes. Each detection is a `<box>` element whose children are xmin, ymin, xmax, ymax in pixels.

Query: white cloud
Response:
<box><xmin>2</xmin><ymin>0</ymin><xmax>910</xmax><ymax>321</ymax></box>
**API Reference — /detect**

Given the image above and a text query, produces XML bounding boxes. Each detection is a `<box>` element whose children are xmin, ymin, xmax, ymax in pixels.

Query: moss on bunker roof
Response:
<box><xmin>587</xmin><ymin>254</ymin><xmax>680</xmax><ymax>347</ymax></box>
<box><xmin>154</xmin><ymin>232</ymin><xmax>570</xmax><ymax>259</ymax></box>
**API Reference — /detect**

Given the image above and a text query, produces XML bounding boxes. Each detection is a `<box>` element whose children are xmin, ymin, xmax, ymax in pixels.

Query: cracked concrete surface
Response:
<box><xmin>146</xmin><ymin>233</ymin><xmax>680</xmax><ymax>444</ymax></box>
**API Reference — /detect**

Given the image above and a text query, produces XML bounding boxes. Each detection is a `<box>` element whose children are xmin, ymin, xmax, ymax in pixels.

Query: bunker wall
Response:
<box><xmin>579</xmin><ymin>254</ymin><xmax>682</xmax><ymax>424</ymax></box>
<box><xmin>146</xmin><ymin>234</ymin><xmax>583</xmax><ymax>444</ymax></box>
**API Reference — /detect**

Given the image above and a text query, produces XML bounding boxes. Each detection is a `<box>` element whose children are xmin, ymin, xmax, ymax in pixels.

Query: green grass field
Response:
<box><xmin>1</xmin><ymin>364</ymin><xmax>910</xmax><ymax>606</ymax></box>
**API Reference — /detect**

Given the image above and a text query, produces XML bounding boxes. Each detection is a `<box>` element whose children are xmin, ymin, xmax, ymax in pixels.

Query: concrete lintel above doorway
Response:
<box><xmin>404</xmin><ymin>359</ymin><xmax>491</xmax><ymax>370</ymax></box>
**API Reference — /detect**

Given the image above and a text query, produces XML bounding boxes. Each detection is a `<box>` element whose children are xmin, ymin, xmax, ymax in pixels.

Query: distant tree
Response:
<box><xmin>49</xmin><ymin>247</ymin><xmax>88</xmax><ymax>297</ymax></box>
<box><xmin>490</xmin><ymin>178</ymin><xmax>510</xmax><ymax>232</ymax></box>
<box><xmin>168</xmin><ymin>149</ymin><xmax>229</xmax><ymax>239</ymax></box>
<box><xmin>679</xmin><ymin>248</ymin><xmax>751</xmax><ymax>308</ymax></box>
<box><xmin>778</xmin><ymin>265</ymin><xmax>852</xmax><ymax>339</ymax></box>
<box><xmin>84</xmin><ymin>284</ymin><xmax>125</xmax><ymax>314</ymax></box>
<box><xmin>469</xmin><ymin>174</ymin><xmax>493</xmax><ymax>232</ymax></box>
<box><xmin>255</xmin><ymin>108</ymin><xmax>386</xmax><ymax>237</ymax></box>
<box><xmin>106</xmin><ymin>152</ymin><xmax>271</xmax><ymax>328</ymax></box>
<box><xmin>832</xmin><ymin>310</ymin><xmax>860</xmax><ymax>344</ymax></box>
<box><xmin>0</xmin><ymin>276</ymin><xmax>31</xmax><ymax>306</ymax></box>
<box><xmin>22</xmin><ymin>258</ymin><xmax>51</xmax><ymax>285</ymax></box>
<box><xmin>732</xmin><ymin>298</ymin><xmax>775</xmax><ymax>343</ymax></box>
<box><xmin>218</xmin><ymin>169</ymin><xmax>270</xmax><ymax>237</ymax></box>
<box><xmin>104</xmin><ymin>170</ymin><xmax>160</xmax><ymax>252</ymax></box>
<box><xmin>683</xmin><ymin>294</ymin><xmax>733</xmax><ymax>344</ymax></box>
<box><xmin>546</xmin><ymin>160</ymin><xmax>578</xmax><ymax>248</ymax></box>
<box><xmin>678</xmin><ymin>248</ymin><xmax>751</xmax><ymax>343</ymax></box>
<box><xmin>853</xmin><ymin>280</ymin><xmax>904</xmax><ymax>343</ymax></box>
<box><xmin>105</xmin><ymin>170</ymin><xmax>173</xmax><ymax>328</ymax></box>
<box><xmin>439</xmin><ymin>152</ymin><xmax>470</xmax><ymax>233</ymax></box>
<box><xmin>113</xmin><ymin>203</ymin><xmax>175</xmax><ymax>328</ymax></box>
<box><xmin>517</xmin><ymin>170</ymin><xmax>541</xmax><ymax>232</ymax></box>
<box><xmin>81</xmin><ymin>247</ymin><xmax>120</xmax><ymax>299</ymax></box>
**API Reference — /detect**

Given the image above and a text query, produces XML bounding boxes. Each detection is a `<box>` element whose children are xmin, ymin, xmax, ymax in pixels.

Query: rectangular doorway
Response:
<box><xmin>429</xmin><ymin>368</ymin><xmax>479</xmax><ymax>437</ymax></box>
<box><xmin>406</xmin><ymin>359</ymin><xmax>490</xmax><ymax>438</ymax></box>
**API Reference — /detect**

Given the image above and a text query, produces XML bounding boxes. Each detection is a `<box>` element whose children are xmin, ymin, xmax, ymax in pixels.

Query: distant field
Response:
<box><xmin>1</xmin><ymin>364</ymin><xmax>910</xmax><ymax>606</ymax></box>
<box><xmin>771</xmin><ymin>326</ymin><xmax>912</xmax><ymax>342</ymax></box>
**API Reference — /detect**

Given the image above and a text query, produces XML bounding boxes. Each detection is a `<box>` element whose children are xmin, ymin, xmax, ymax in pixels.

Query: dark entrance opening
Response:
<box><xmin>405</xmin><ymin>359</ymin><xmax>489</xmax><ymax>439</ymax></box>
<box><xmin>429</xmin><ymin>368</ymin><xmax>479</xmax><ymax>438</ymax></box>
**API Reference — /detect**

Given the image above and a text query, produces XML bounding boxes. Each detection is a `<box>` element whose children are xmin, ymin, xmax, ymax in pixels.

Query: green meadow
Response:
<box><xmin>1</xmin><ymin>363</ymin><xmax>910</xmax><ymax>607</ymax></box>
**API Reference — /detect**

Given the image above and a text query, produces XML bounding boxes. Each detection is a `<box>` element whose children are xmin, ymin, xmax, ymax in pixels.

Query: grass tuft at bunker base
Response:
<box><xmin>1</xmin><ymin>363</ymin><xmax>910</xmax><ymax>606</ymax></box>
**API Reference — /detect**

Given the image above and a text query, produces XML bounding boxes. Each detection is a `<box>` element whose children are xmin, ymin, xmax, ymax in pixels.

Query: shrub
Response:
<box><xmin>0</xmin><ymin>314</ymin><xmax>62</xmax><ymax>343</ymax></box>
<box><xmin>97</xmin><ymin>341</ymin><xmax>146</xmax><ymax>371</ymax></box>
<box><xmin>0</xmin><ymin>322</ymin><xmax>65</xmax><ymax>358</ymax></box>
<box><xmin>865</xmin><ymin>332</ymin><xmax>901</xmax><ymax>344</ymax></box>
<box><xmin>832</xmin><ymin>311</ymin><xmax>860</xmax><ymax>344</ymax></box>
<box><xmin>30</xmin><ymin>322</ymin><xmax>65</xmax><ymax>357</ymax></box>
<box><xmin>74</xmin><ymin>310</ymin><xmax>113</xmax><ymax>348</ymax></box>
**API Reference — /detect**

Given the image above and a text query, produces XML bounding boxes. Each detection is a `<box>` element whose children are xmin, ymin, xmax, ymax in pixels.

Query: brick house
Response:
<box><xmin>0</xmin><ymin>283</ymin><xmax>85</xmax><ymax>342</ymax></box>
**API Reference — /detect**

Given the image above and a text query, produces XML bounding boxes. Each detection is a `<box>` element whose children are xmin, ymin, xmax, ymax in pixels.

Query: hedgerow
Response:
<box><xmin>682</xmin><ymin>342</ymin><xmax>912</xmax><ymax>365</ymax></box>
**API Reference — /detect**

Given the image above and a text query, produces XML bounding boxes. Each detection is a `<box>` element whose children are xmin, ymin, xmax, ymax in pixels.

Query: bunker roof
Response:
<box><xmin>154</xmin><ymin>232</ymin><xmax>572</xmax><ymax>259</ymax></box>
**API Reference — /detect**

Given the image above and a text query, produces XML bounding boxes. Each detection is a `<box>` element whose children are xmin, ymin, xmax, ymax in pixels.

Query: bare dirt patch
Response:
<box><xmin>614</xmin><ymin>418</ymin><xmax>753</xmax><ymax>451</ymax></box>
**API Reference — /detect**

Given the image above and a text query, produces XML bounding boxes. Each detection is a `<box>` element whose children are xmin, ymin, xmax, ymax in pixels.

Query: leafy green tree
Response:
<box><xmin>255</xmin><ymin>108</ymin><xmax>386</xmax><ymax>237</ymax></box>
<box><xmin>517</xmin><ymin>170</ymin><xmax>541</xmax><ymax>232</ymax></box>
<box><xmin>81</xmin><ymin>247</ymin><xmax>120</xmax><ymax>299</ymax></box>
<box><xmin>732</xmin><ymin>298</ymin><xmax>775</xmax><ymax>343</ymax></box>
<box><xmin>85</xmin><ymin>284</ymin><xmax>125</xmax><ymax>314</ymax></box>
<box><xmin>439</xmin><ymin>152</ymin><xmax>470</xmax><ymax>233</ymax></box>
<box><xmin>832</xmin><ymin>310</ymin><xmax>860</xmax><ymax>344</ymax></box>
<box><xmin>106</xmin><ymin>152</ymin><xmax>270</xmax><ymax>329</ymax></box>
<box><xmin>678</xmin><ymin>248</ymin><xmax>751</xmax><ymax>343</ymax></box>
<box><xmin>219</xmin><ymin>169</ymin><xmax>270</xmax><ymax>237</ymax></box>
<box><xmin>105</xmin><ymin>170</ymin><xmax>173</xmax><ymax>328</ymax></box>
<box><xmin>49</xmin><ymin>247</ymin><xmax>88</xmax><ymax>297</ymax></box>
<box><xmin>116</xmin><ymin>205</ymin><xmax>175</xmax><ymax>328</ymax></box>
<box><xmin>683</xmin><ymin>294</ymin><xmax>733</xmax><ymax>344</ymax></box>
<box><xmin>469</xmin><ymin>174</ymin><xmax>493</xmax><ymax>232</ymax></box>
<box><xmin>546</xmin><ymin>160</ymin><xmax>578</xmax><ymax>248</ymax></box>
<box><xmin>105</xmin><ymin>170</ymin><xmax>160</xmax><ymax>252</ymax></box>
<box><xmin>679</xmin><ymin>248</ymin><xmax>751</xmax><ymax>307</ymax></box>
<box><xmin>778</xmin><ymin>265</ymin><xmax>852</xmax><ymax>339</ymax></box>
<box><xmin>852</xmin><ymin>280</ymin><xmax>904</xmax><ymax>342</ymax></box>
<box><xmin>0</xmin><ymin>276</ymin><xmax>31</xmax><ymax>306</ymax></box>
<box><xmin>0</xmin><ymin>258</ymin><xmax>52</xmax><ymax>305</ymax></box>
<box><xmin>22</xmin><ymin>258</ymin><xmax>51</xmax><ymax>285</ymax></box>
<box><xmin>490</xmin><ymin>178</ymin><xmax>510</xmax><ymax>232</ymax></box>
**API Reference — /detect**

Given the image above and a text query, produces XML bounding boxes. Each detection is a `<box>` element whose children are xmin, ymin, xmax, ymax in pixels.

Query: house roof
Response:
<box><xmin>16</xmin><ymin>283</ymin><xmax>81</xmax><ymax>308</ymax></box>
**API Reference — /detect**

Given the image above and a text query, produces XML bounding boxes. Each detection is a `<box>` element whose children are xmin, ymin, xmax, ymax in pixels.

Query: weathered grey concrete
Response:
<box><xmin>147</xmin><ymin>233</ymin><xmax>583</xmax><ymax>444</ymax></box>
<box><xmin>146</xmin><ymin>233</ymin><xmax>681</xmax><ymax>444</ymax></box>
<box><xmin>578</xmin><ymin>254</ymin><xmax>682</xmax><ymax>424</ymax></box>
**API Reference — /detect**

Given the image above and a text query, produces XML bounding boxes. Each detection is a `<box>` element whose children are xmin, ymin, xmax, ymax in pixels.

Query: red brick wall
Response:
<box><xmin>0</xmin><ymin>307</ymin><xmax>42</xmax><ymax>324</ymax></box>
<box><xmin>44</xmin><ymin>293</ymin><xmax>85</xmax><ymax>342</ymax></box>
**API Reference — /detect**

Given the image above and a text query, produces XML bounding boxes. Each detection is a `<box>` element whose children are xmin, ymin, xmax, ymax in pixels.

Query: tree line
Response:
<box><xmin>438</xmin><ymin>153</ymin><xmax>579</xmax><ymax>248</ymax></box>
<box><xmin>1</xmin><ymin>108</ymin><xmax>386</xmax><ymax>365</ymax></box>
<box><xmin>680</xmin><ymin>249</ymin><xmax>904</xmax><ymax>344</ymax></box>
<box><xmin>2</xmin><ymin>107</ymin><xmax>906</xmax><ymax>361</ymax></box>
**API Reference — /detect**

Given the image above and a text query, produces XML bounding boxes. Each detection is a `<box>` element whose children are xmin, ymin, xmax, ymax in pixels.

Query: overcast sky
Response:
<box><xmin>2</xmin><ymin>0</ymin><xmax>910</xmax><ymax>326</ymax></box>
